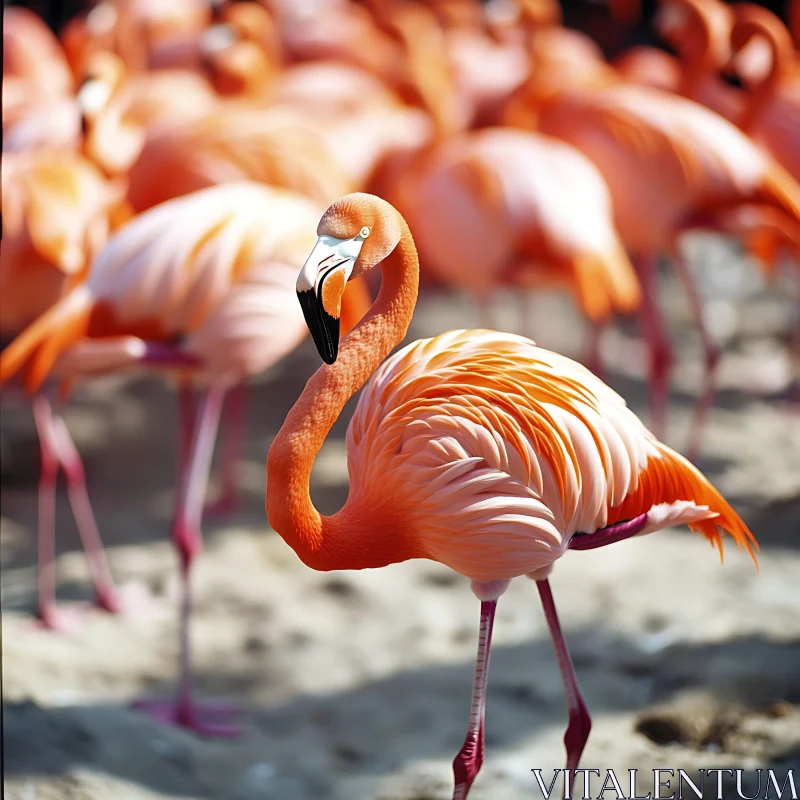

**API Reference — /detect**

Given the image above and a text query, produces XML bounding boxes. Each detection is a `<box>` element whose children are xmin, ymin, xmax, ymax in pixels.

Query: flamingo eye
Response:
<box><xmin>359</xmin><ymin>227</ymin><xmax>371</xmax><ymax>239</ymax></box>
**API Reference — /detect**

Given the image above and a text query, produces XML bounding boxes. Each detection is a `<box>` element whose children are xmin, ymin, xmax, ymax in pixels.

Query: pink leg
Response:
<box><xmin>637</xmin><ymin>257</ymin><xmax>673</xmax><ymax>440</ymax></box>
<box><xmin>672</xmin><ymin>256</ymin><xmax>720</xmax><ymax>461</ymax></box>
<box><xmin>476</xmin><ymin>292</ymin><xmax>497</xmax><ymax>332</ymax></box>
<box><xmin>134</xmin><ymin>386</ymin><xmax>239</xmax><ymax>737</ymax></box>
<box><xmin>204</xmin><ymin>384</ymin><xmax>246</xmax><ymax>519</ymax></box>
<box><xmin>48</xmin><ymin>411</ymin><xmax>137</xmax><ymax>614</ymax></box>
<box><xmin>585</xmin><ymin>321</ymin><xmax>606</xmax><ymax>380</ymax></box>
<box><xmin>537</xmin><ymin>579</ymin><xmax>591</xmax><ymax>798</ymax></box>
<box><xmin>31</xmin><ymin>397</ymin><xmax>81</xmax><ymax>632</ymax></box>
<box><xmin>452</xmin><ymin>599</ymin><xmax>498</xmax><ymax>800</ymax></box>
<box><xmin>177</xmin><ymin>382</ymin><xmax>196</xmax><ymax>483</ymax></box>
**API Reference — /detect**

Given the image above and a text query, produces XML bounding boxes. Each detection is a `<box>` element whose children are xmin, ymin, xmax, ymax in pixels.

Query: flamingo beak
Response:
<box><xmin>296</xmin><ymin>232</ymin><xmax>367</xmax><ymax>364</ymax></box>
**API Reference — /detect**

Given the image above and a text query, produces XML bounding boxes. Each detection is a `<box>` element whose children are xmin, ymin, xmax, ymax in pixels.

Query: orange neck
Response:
<box><xmin>671</xmin><ymin>3</ymin><xmax>721</xmax><ymax>99</ymax></box>
<box><xmin>266</xmin><ymin>218</ymin><xmax>420</xmax><ymax>571</ymax></box>
<box><xmin>734</xmin><ymin>15</ymin><xmax>794</xmax><ymax>131</ymax></box>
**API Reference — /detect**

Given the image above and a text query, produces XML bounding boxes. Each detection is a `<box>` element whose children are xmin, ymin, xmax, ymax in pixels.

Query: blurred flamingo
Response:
<box><xmin>505</xmin><ymin>29</ymin><xmax>800</xmax><ymax>452</ymax></box>
<box><xmin>77</xmin><ymin>51</ymin><xmax>218</xmax><ymax>177</ymax></box>
<box><xmin>379</xmin><ymin>127</ymin><xmax>641</xmax><ymax>372</ymax></box>
<box><xmin>3</xmin><ymin>5</ymin><xmax>74</xmax><ymax>104</ymax></box>
<box><xmin>1</xmin><ymin>149</ymin><xmax>131</xmax><ymax>630</ymax></box>
<box><xmin>728</xmin><ymin>4</ymin><xmax>800</xmax><ymax>184</ymax></box>
<box><xmin>3</xmin><ymin>6</ymin><xmax>79</xmax><ymax>151</ymax></box>
<box><xmin>60</xmin><ymin>0</ymin><xmax>209</xmax><ymax>79</ymax></box>
<box><xmin>653</xmin><ymin>0</ymin><xmax>742</xmax><ymax>119</ymax></box>
<box><xmin>122</xmin><ymin>106</ymin><xmax>352</xmax><ymax>212</ymax></box>
<box><xmin>0</xmin><ymin>182</ymin><xmax>370</xmax><ymax>734</ymax></box>
<box><xmin>266</xmin><ymin>192</ymin><xmax>758</xmax><ymax>800</ymax></box>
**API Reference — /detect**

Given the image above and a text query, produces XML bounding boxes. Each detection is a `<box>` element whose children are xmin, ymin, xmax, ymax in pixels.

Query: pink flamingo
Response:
<box><xmin>505</xmin><ymin>28</ymin><xmax>800</xmax><ymax>453</ymax></box>
<box><xmin>0</xmin><ymin>182</ymin><xmax>370</xmax><ymax>734</ymax></box>
<box><xmin>1</xmin><ymin>148</ymin><xmax>131</xmax><ymax>630</ymax></box>
<box><xmin>266</xmin><ymin>192</ymin><xmax>758</xmax><ymax>800</ymax></box>
<box><xmin>378</xmin><ymin>126</ymin><xmax>641</xmax><ymax>372</ymax></box>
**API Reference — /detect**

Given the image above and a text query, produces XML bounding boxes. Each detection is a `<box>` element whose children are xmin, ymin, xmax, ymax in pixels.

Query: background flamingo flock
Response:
<box><xmin>1</xmin><ymin>1</ymin><xmax>799</xmax><ymax>799</ymax></box>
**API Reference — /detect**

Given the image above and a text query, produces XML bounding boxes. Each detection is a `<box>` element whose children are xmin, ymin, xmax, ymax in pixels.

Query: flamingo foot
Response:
<box><xmin>452</xmin><ymin>725</ymin><xmax>484</xmax><ymax>800</ymax></box>
<box><xmin>32</xmin><ymin>603</ymin><xmax>87</xmax><ymax>633</ymax></box>
<box><xmin>94</xmin><ymin>581</ymin><xmax>151</xmax><ymax>615</ymax></box>
<box><xmin>132</xmin><ymin>696</ymin><xmax>241</xmax><ymax>737</ymax></box>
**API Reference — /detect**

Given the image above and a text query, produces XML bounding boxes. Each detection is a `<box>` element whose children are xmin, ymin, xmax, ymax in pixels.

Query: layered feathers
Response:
<box><xmin>344</xmin><ymin>330</ymin><xmax>756</xmax><ymax>581</ymax></box>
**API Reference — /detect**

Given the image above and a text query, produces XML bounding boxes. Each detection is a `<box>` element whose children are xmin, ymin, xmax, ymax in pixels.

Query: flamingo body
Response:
<box><xmin>267</xmin><ymin>192</ymin><xmax>758</xmax><ymax>799</ymax></box>
<box><xmin>392</xmin><ymin>128</ymin><xmax>640</xmax><ymax>322</ymax></box>
<box><xmin>344</xmin><ymin>329</ymin><xmax>755</xmax><ymax>582</ymax></box>
<box><xmin>1</xmin><ymin>183</ymin><xmax>323</xmax><ymax>391</ymax></box>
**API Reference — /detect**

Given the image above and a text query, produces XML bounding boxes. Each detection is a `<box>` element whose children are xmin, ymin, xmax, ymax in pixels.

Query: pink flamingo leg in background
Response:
<box><xmin>672</xmin><ymin>254</ymin><xmax>721</xmax><ymax>461</ymax></box>
<box><xmin>177</xmin><ymin>382</ymin><xmax>196</xmax><ymax>481</ymax></box>
<box><xmin>31</xmin><ymin>395</ymin><xmax>124</xmax><ymax>630</ymax></box>
<box><xmin>585</xmin><ymin>320</ymin><xmax>606</xmax><ymax>380</ymax></box>
<box><xmin>536</xmin><ymin>579</ymin><xmax>591</xmax><ymax>799</ymax></box>
<box><xmin>637</xmin><ymin>257</ymin><xmax>673</xmax><ymax>439</ymax></box>
<box><xmin>204</xmin><ymin>383</ymin><xmax>246</xmax><ymax>519</ymax></box>
<box><xmin>134</xmin><ymin>386</ymin><xmax>240</xmax><ymax>736</ymax></box>
<box><xmin>452</xmin><ymin>598</ymin><xmax>498</xmax><ymax>800</ymax></box>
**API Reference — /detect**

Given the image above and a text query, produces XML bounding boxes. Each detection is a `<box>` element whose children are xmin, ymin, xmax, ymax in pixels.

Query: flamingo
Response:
<box><xmin>266</xmin><ymin>192</ymin><xmax>758</xmax><ymax>800</ymax></box>
<box><xmin>77</xmin><ymin>50</ymin><xmax>218</xmax><ymax>178</ymax></box>
<box><xmin>3</xmin><ymin>5</ymin><xmax>74</xmax><ymax>101</ymax></box>
<box><xmin>60</xmin><ymin>0</ymin><xmax>209</xmax><ymax>79</ymax></box>
<box><xmin>504</xmin><ymin>28</ymin><xmax>800</xmax><ymax>453</ymax></box>
<box><xmin>728</xmin><ymin>4</ymin><xmax>800</xmax><ymax>184</ymax></box>
<box><xmin>377</xmin><ymin>126</ymin><xmax>641</xmax><ymax>372</ymax></box>
<box><xmin>3</xmin><ymin>6</ymin><xmax>80</xmax><ymax>152</ymax></box>
<box><xmin>1</xmin><ymin>149</ymin><xmax>131</xmax><ymax>630</ymax></box>
<box><xmin>0</xmin><ymin>182</ymin><xmax>370</xmax><ymax>734</ymax></box>
<box><xmin>653</xmin><ymin>0</ymin><xmax>742</xmax><ymax>119</ymax></box>
<box><xmin>122</xmin><ymin>106</ymin><xmax>352</xmax><ymax>212</ymax></box>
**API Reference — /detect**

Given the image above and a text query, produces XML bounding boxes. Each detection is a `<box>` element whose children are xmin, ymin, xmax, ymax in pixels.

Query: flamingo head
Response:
<box><xmin>296</xmin><ymin>193</ymin><xmax>401</xmax><ymax>363</ymax></box>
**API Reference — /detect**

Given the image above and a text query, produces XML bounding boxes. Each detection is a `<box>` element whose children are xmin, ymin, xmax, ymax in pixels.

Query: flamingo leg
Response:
<box><xmin>204</xmin><ymin>384</ymin><xmax>246</xmax><ymax>519</ymax></box>
<box><xmin>177</xmin><ymin>381</ymin><xmax>195</xmax><ymax>482</ymax></box>
<box><xmin>452</xmin><ymin>599</ymin><xmax>498</xmax><ymax>800</ymax></box>
<box><xmin>49</xmin><ymin>410</ymin><xmax>127</xmax><ymax>614</ymax></box>
<box><xmin>31</xmin><ymin>396</ymin><xmax>78</xmax><ymax>631</ymax></box>
<box><xmin>585</xmin><ymin>320</ymin><xmax>606</xmax><ymax>380</ymax></box>
<box><xmin>523</xmin><ymin>290</ymin><xmax>537</xmax><ymax>341</ymax></box>
<box><xmin>672</xmin><ymin>254</ymin><xmax>720</xmax><ymax>461</ymax></box>
<box><xmin>134</xmin><ymin>386</ymin><xmax>239</xmax><ymax>736</ymax></box>
<box><xmin>476</xmin><ymin>291</ymin><xmax>498</xmax><ymax>331</ymax></box>
<box><xmin>536</xmin><ymin>579</ymin><xmax>591</xmax><ymax>799</ymax></box>
<box><xmin>637</xmin><ymin>257</ymin><xmax>673</xmax><ymax>439</ymax></box>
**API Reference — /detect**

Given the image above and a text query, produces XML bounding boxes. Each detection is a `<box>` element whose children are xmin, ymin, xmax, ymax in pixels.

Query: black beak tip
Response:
<box><xmin>297</xmin><ymin>289</ymin><xmax>340</xmax><ymax>365</ymax></box>
<box><xmin>320</xmin><ymin>347</ymin><xmax>337</xmax><ymax>365</ymax></box>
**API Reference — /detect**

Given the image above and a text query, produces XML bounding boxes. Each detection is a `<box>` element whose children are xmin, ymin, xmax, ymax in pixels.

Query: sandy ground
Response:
<box><xmin>2</xmin><ymin>244</ymin><xmax>800</xmax><ymax>800</ymax></box>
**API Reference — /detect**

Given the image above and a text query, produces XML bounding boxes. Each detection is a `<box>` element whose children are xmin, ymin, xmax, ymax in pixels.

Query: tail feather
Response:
<box><xmin>607</xmin><ymin>443</ymin><xmax>759</xmax><ymax>566</ymax></box>
<box><xmin>0</xmin><ymin>287</ymin><xmax>94</xmax><ymax>394</ymax></box>
<box><xmin>756</xmin><ymin>164</ymin><xmax>800</xmax><ymax>225</ymax></box>
<box><xmin>603</xmin><ymin>243</ymin><xmax>641</xmax><ymax>315</ymax></box>
<box><xmin>574</xmin><ymin>246</ymin><xmax>641</xmax><ymax>323</ymax></box>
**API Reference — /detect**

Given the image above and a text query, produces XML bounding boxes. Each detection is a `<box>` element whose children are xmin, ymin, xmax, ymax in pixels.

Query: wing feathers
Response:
<box><xmin>344</xmin><ymin>330</ymin><xmax>755</xmax><ymax>581</ymax></box>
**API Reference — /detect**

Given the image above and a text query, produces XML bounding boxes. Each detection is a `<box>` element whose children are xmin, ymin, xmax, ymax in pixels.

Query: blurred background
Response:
<box><xmin>2</xmin><ymin>0</ymin><xmax>800</xmax><ymax>799</ymax></box>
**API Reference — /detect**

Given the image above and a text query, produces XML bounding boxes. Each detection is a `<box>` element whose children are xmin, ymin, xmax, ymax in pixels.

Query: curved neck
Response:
<box><xmin>674</xmin><ymin>8</ymin><xmax>718</xmax><ymax>98</ymax></box>
<box><xmin>266</xmin><ymin>220</ymin><xmax>420</xmax><ymax>571</ymax></box>
<box><xmin>735</xmin><ymin>21</ymin><xmax>793</xmax><ymax>131</ymax></box>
